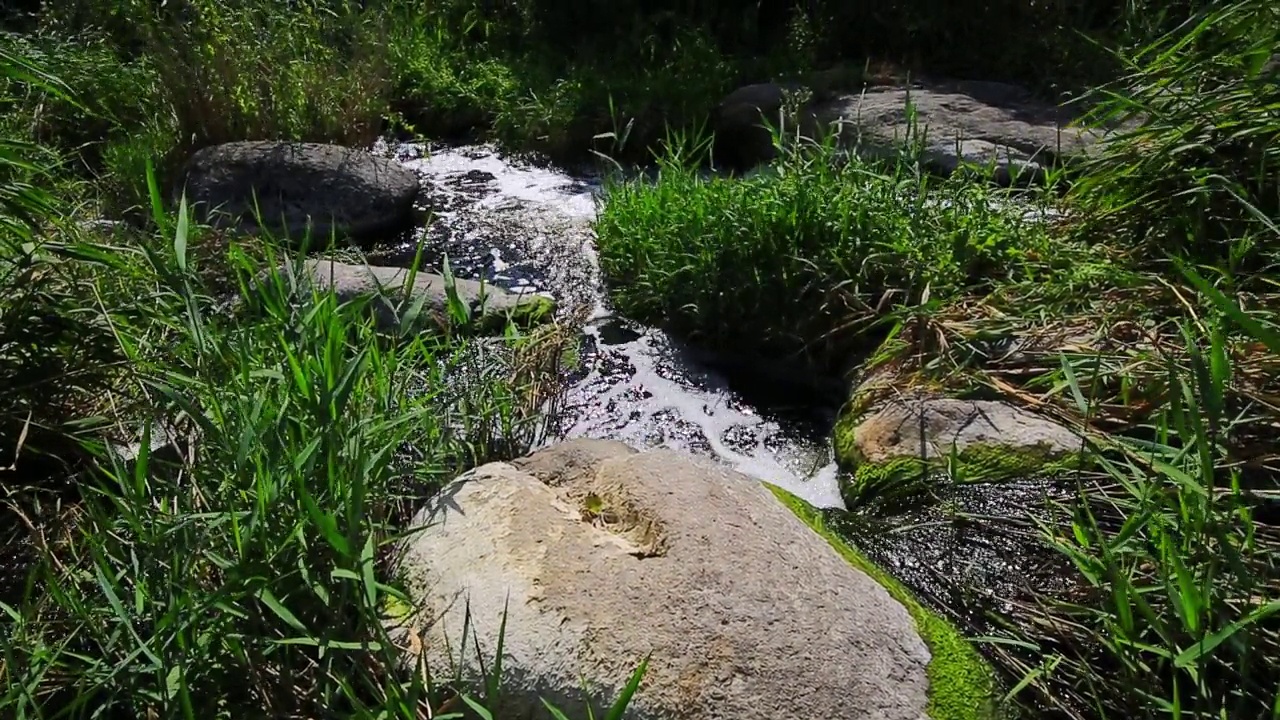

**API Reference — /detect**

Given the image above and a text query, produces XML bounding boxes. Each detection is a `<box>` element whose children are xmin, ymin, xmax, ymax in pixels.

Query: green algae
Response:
<box><xmin>767</xmin><ymin>484</ymin><xmax>999</xmax><ymax>720</ymax></box>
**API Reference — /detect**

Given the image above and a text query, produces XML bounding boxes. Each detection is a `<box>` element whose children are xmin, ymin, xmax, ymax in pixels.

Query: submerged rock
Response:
<box><xmin>183</xmin><ymin>141</ymin><xmax>420</xmax><ymax>244</ymax></box>
<box><xmin>390</xmin><ymin>439</ymin><xmax>936</xmax><ymax>720</ymax></box>
<box><xmin>285</xmin><ymin>259</ymin><xmax>553</xmax><ymax>333</ymax></box>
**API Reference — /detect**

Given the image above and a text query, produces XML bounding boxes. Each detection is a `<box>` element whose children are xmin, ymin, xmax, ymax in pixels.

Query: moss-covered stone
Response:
<box><xmin>839</xmin><ymin>440</ymin><xmax>1090</xmax><ymax>507</ymax></box>
<box><xmin>767</xmin><ymin>484</ymin><xmax>999</xmax><ymax>720</ymax></box>
<box><xmin>839</xmin><ymin>440</ymin><xmax>1088</xmax><ymax>508</ymax></box>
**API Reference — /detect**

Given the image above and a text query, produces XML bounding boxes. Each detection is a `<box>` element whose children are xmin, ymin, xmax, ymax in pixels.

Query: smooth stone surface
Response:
<box><xmin>391</xmin><ymin>439</ymin><xmax>932</xmax><ymax>720</ymax></box>
<box><xmin>292</xmin><ymin>259</ymin><xmax>553</xmax><ymax>332</ymax></box>
<box><xmin>183</xmin><ymin>141</ymin><xmax>420</xmax><ymax>243</ymax></box>
<box><xmin>713</xmin><ymin>79</ymin><xmax>1117</xmax><ymax>183</ymax></box>
<box><xmin>853</xmin><ymin>396</ymin><xmax>1082</xmax><ymax>466</ymax></box>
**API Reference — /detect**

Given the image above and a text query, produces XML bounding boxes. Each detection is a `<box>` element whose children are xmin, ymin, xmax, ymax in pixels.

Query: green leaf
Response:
<box><xmin>1174</xmin><ymin>600</ymin><xmax>1280</xmax><ymax>668</ymax></box>
<box><xmin>540</xmin><ymin>699</ymin><xmax>575</xmax><ymax>720</ymax></box>
<box><xmin>258</xmin><ymin>588</ymin><xmax>309</xmax><ymax>635</ymax></box>
<box><xmin>175</xmin><ymin>193</ymin><xmax>190</xmax><ymax>271</ymax></box>
<box><xmin>605</xmin><ymin>655</ymin><xmax>650</xmax><ymax>720</ymax></box>
<box><xmin>461</xmin><ymin>695</ymin><xmax>495</xmax><ymax>720</ymax></box>
<box><xmin>1180</xmin><ymin>262</ymin><xmax>1280</xmax><ymax>353</ymax></box>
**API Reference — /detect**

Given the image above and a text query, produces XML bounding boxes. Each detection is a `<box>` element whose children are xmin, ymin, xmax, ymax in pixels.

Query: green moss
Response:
<box><xmin>476</xmin><ymin>296</ymin><xmax>556</xmax><ymax>333</ymax></box>
<box><xmin>832</xmin><ymin>405</ymin><xmax>862</xmax><ymax>470</ymax></box>
<box><xmin>767</xmin><ymin>484</ymin><xmax>999</xmax><ymax>720</ymax></box>
<box><xmin>950</xmin><ymin>443</ymin><xmax>1086</xmax><ymax>483</ymax></box>
<box><xmin>836</xmin><ymin>433</ymin><xmax>1091</xmax><ymax>508</ymax></box>
<box><xmin>842</xmin><ymin>455</ymin><xmax>934</xmax><ymax>509</ymax></box>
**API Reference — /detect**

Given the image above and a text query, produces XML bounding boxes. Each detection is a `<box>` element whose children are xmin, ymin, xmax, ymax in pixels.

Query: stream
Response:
<box><xmin>374</xmin><ymin>140</ymin><xmax>847</xmax><ymax>510</ymax></box>
<box><xmin>368</xmin><ymin>140</ymin><xmax>1084</xmax><ymax>653</ymax></box>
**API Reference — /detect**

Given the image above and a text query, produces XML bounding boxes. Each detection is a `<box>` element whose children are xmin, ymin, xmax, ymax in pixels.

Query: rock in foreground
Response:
<box><xmin>391</xmin><ymin>439</ymin><xmax>933</xmax><ymax>720</ymax></box>
<box><xmin>294</xmin><ymin>259</ymin><xmax>553</xmax><ymax>333</ymax></box>
<box><xmin>183</xmin><ymin>141</ymin><xmax>420</xmax><ymax>243</ymax></box>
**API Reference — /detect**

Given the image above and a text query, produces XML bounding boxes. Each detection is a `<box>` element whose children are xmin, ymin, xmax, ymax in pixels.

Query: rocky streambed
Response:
<box><xmin>174</xmin><ymin>114</ymin><xmax>1101</xmax><ymax>716</ymax></box>
<box><xmin>367</xmin><ymin>140</ymin><xmax>1083</xmax><ymax>639</ymax></box>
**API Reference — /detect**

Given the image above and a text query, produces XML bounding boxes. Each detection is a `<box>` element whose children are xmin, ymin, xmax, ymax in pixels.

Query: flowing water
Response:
<box><xmin>366</xmin><ymin>141</ymin><xmax>1085</xmax><ymax>654</ymax></box>
<box><xmin>374</xmin><ymin>141</ymin><xmax>846</xmax><ymax>509</ymax></box>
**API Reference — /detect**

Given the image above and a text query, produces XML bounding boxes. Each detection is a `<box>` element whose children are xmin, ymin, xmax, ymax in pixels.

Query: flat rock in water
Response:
<box><xmin>183</xmin><ymin>141</ymin><xmax>420</xmax><ymax>243</ymax></box>
<box><xmin>854</xmin><ymin>396</ymin><xmax>1081</xmax><ymax>466</ymax></box>
<box><xmin>391</xmin><ymin>439</ymin><xmax>931</xmax><ymax>720</ymax></box>
<box><xmin>294</xmin><ymin>259</ymin><xmax>553</xmax><ymax>332</ymax></box>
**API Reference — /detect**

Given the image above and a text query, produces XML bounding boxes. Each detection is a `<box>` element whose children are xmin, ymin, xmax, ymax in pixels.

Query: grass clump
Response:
<box><xmin>0</xmin><ymin>202</ymin><xmax>575</xmax><ymax>717</ymax></box>
<box><xmin>1071</xmin><ymin>0</ymin><xmax>1280</xmax><ymax>272</ymax></box>
<box><xmin>984</xmin><ymin>283</ymin><xmax>1280</xmax><ymax>719</ymax></box>
<box><xmin>1</xmin><ymin>41</ymin><xmax>660</xmax><ymax>718</ymax></box>
<box><xmin>596</xmin><ymin>135</ymin><xmax>1095</xmax><ymax>370</ymax></box>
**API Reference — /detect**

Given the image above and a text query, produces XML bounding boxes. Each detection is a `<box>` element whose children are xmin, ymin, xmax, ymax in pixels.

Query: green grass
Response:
<box><xmin>595</xmin><ymin>134</ymin><xmax>1105</xmax><ymax>370</ymax></box>
<box><xmin>1070</xmin><ymin>0</ymin><xmax>1280</xmax><ymax>274</ymax></box>
<box><xmin>5</xmin><ymin>1</ymin><xmax>1280</xmax><ymax>718</ymax></box>
<box><xmin>0</xmin><ymin>202</ymin><xmax>627</xmax><ymax>717</ymax></box>
<box><xmin>8</xmin><ymin>0</ymin><xmax>1217</xmax><ymax>208</ymax></box>
<box><xmin>591</xmin><ymin>4</ymin><xmax>1280</xmax><ymax>718</ymax></box>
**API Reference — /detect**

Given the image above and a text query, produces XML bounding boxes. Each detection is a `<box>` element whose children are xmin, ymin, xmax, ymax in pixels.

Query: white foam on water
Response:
<box><xmin>396</xmin><ymin>143</ymin><xmax>846</xmax><ymax>510</ymax></box>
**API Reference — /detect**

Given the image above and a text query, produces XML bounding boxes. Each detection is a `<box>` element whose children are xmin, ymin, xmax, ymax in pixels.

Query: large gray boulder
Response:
<box><xmin>287</xmin><ymin>259</ymin><xmax>554</xmax><ymax>333</ymax></box>
<box><xmin>815</xmin><ymin>81</ymin><xmax>1106</xmax><ymax>183</ymax></box>
<box><xmin>714</xmin><ymin>79</ymin><xmax>1116</xmax><ymax>183</ymax></box>
<box><xmin>390</xmin><ymin>439</ymin><xmax>932</xmax><ymax>720</ymax></box>
<box><xmin>711</xmin><ymin>82</ymin><xmax>819</xmax><ymax>170</ymax></box>
<box><xmin>183</xmin><ymin>141</ymin><xmax>420</xmax><ymax>243</ymax></box>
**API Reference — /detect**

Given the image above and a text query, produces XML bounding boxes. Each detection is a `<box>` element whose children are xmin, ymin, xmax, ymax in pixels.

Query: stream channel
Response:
<box><xmin>377</xmin><ymin>140</ymin><xmax>847</xmax><ymax>509</ymax></box>
<box><xmin>372</xmin><ymin>140</ymin><xmax>1073</xmax><ymax>640</ymax></box>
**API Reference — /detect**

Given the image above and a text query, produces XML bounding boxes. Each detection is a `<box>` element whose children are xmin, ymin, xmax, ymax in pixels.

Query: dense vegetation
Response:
<box><xmin>2</xmin><ymin>0</ymin><xmax>1278</xmax><ymax>718</ymax></box>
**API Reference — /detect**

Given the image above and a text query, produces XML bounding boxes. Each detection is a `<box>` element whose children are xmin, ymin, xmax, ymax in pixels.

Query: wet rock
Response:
<box><xmin>816</xmin><ymin>81</ymin><xmax>1108</xmax><ymax>183</ymax></box>
<box><xmin>391</xmin><ymin>440</ymin><xmax>933</xmax><ymax>720</ymax></box>
<box><xmin>291</xmin><ymin>259</ymin><xmax>553</xmax><ymax>333</ymax></box>
<box><xmin>835</xmin><ymin>394</ymin><xmax>1085</xmax><ymax>507</ymax></box>
<box><xmin>183</xmin><ymin>141</ymin><xmax>420</xmax><ymax>244</ymax></box>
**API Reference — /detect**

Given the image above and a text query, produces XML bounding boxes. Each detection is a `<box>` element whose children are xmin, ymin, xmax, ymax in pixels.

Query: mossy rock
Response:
<box><xmin>840</xmin><ymin>441</ymin><xmax>1089</xmax><ymax>509</ymax></box>
<box><xmin>832</xmin><ymin>395</ymin><xmax>1088</xmax><ymax>507</ymax></box>
<box><xmin>474</xmin><ymin>294</ymin><xmax>556</xmax><ymax>334</ymax></box>
<box><xmin>767</xmin><ymin>484</ymin><xmax>1001</xmax><ymax>720</ymax></box>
